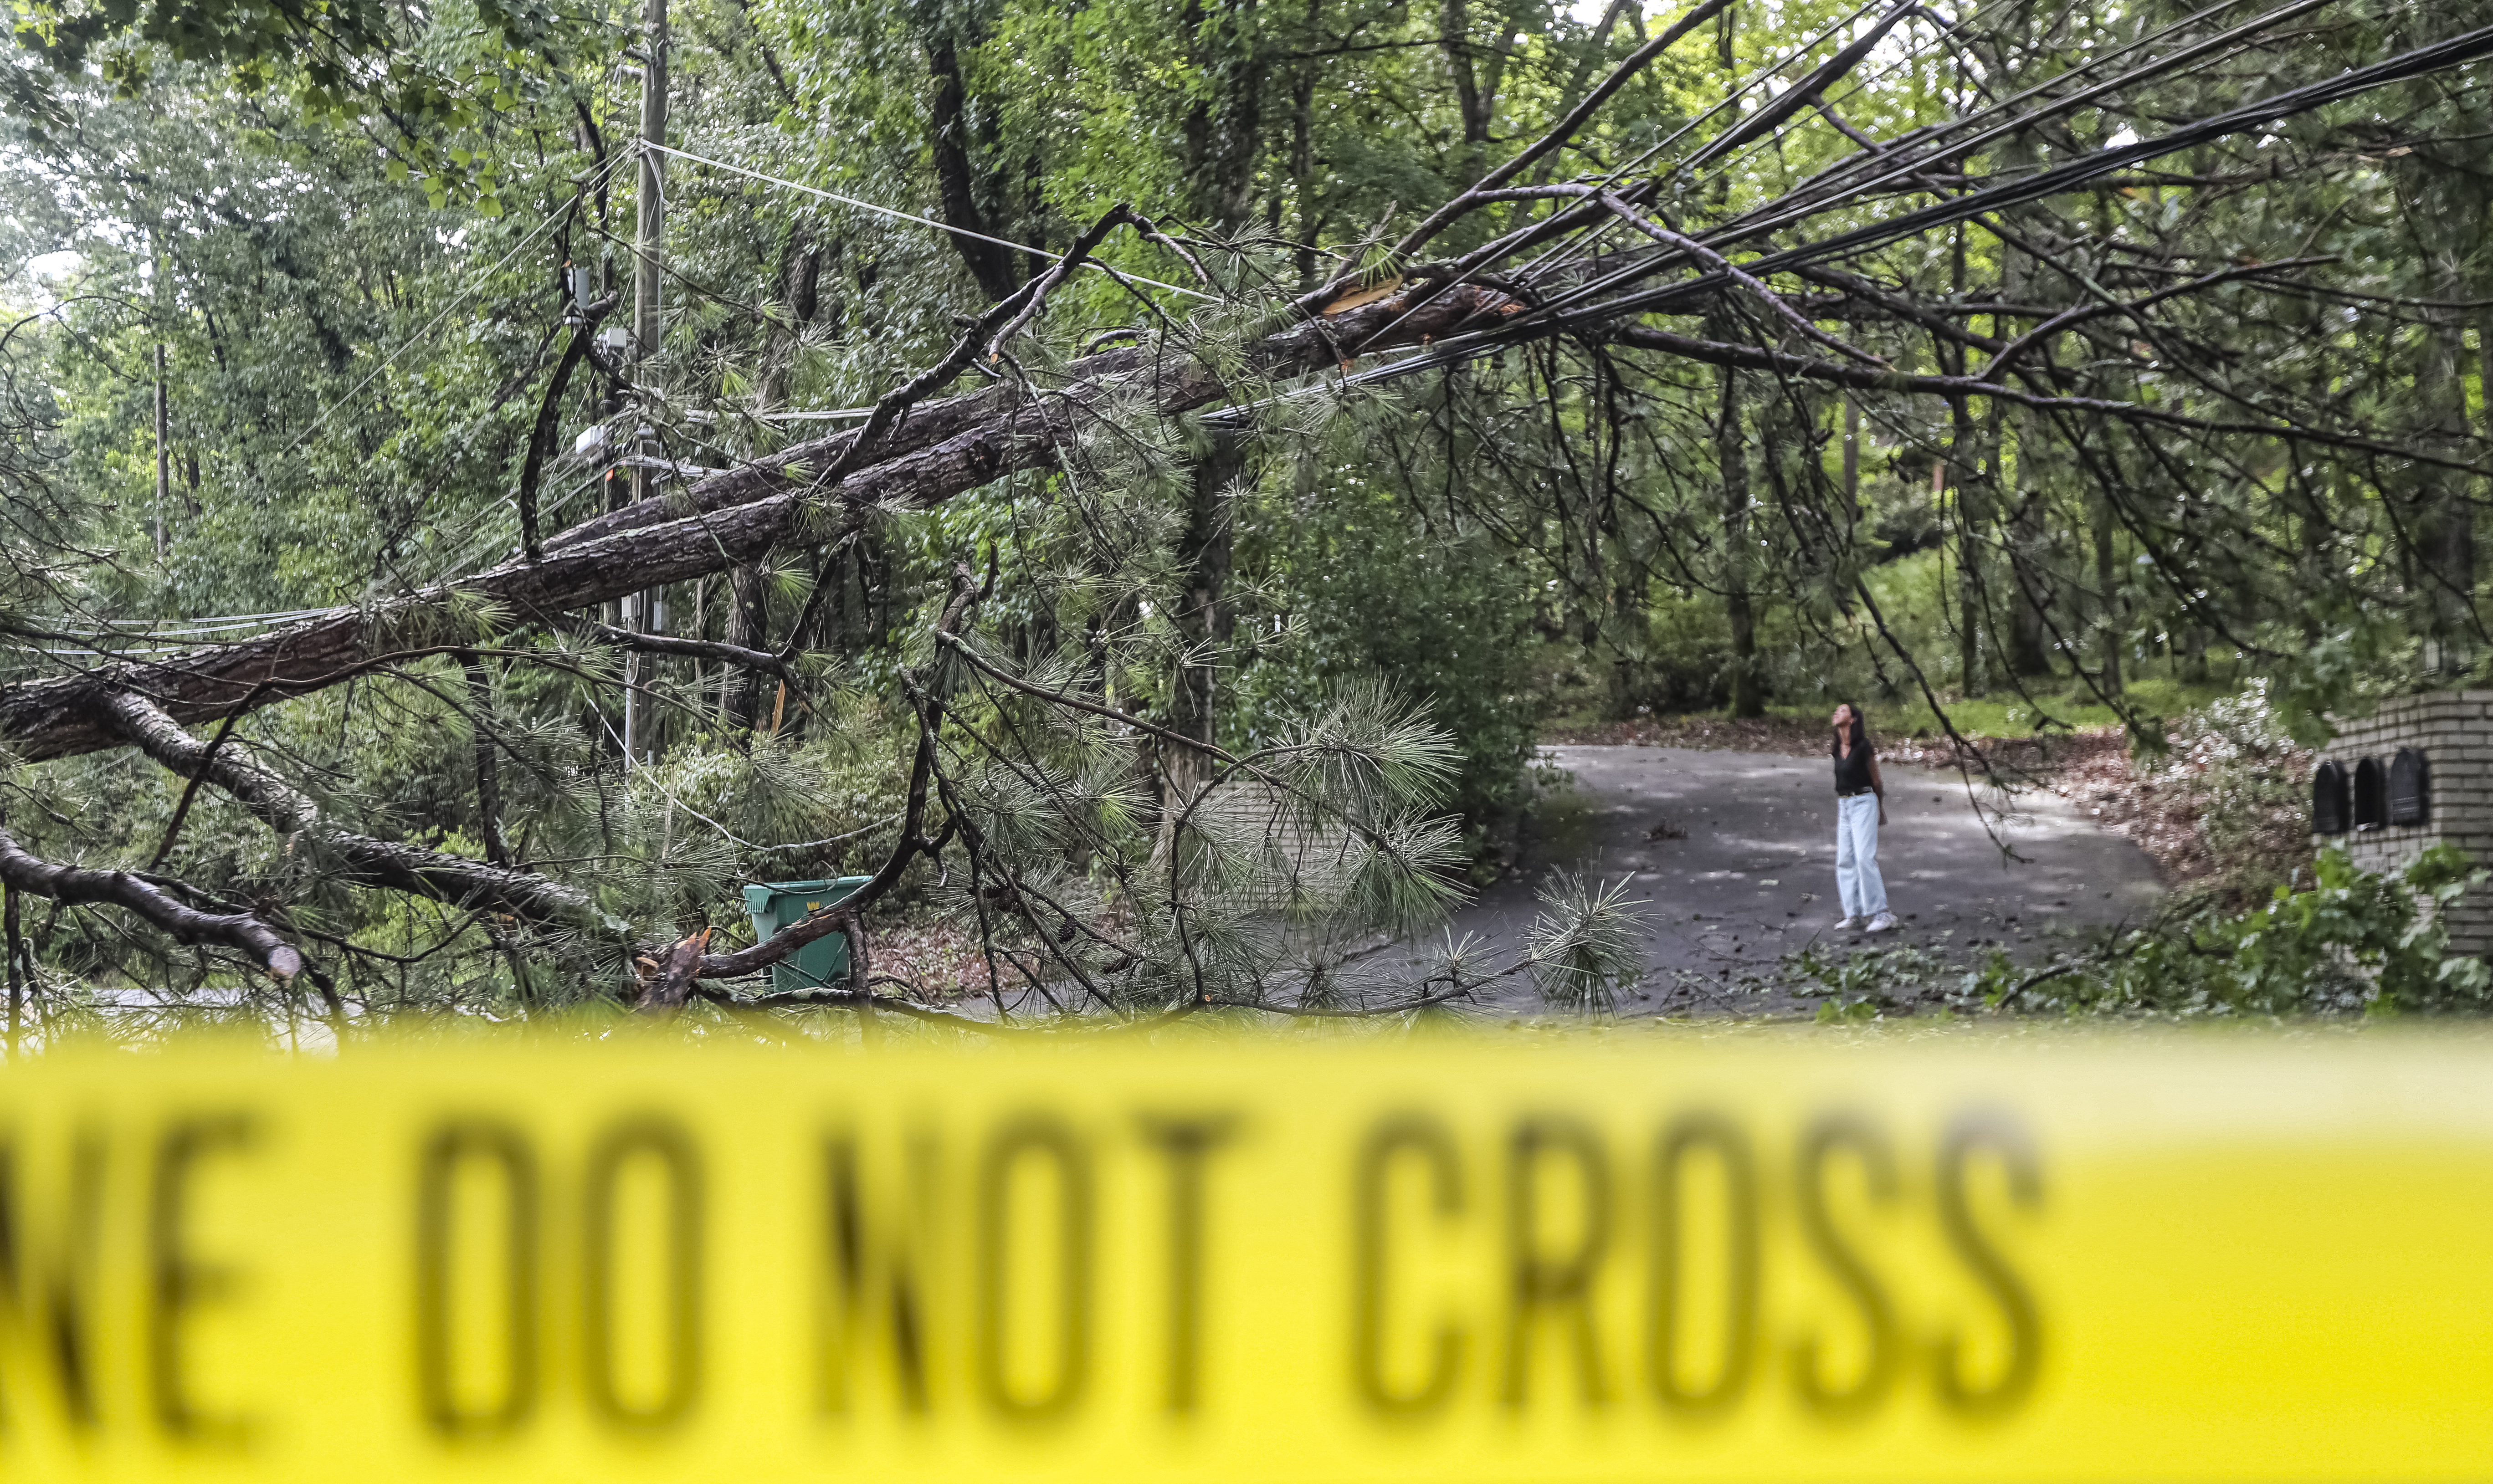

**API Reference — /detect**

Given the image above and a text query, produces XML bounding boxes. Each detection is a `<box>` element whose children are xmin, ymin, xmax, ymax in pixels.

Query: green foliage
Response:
<box><xmin>6</xmin><ymin>0</ymin><xmax>576</xmax><ymax>161</ymax></box>
<box><xmin>1784</xmin><ymin>848</ymin><xmax>2493</xmax><ymax>1021</ymax></box>
<box><xmin>2025</xmin><ymin>846</ymin><xmax>2493</xmax><ymax>1018</ymax></box>
<box><xmin>1528</xmin><ymin>871</ymin><xmax>1644</xmax><ymax>1013</ymax></box>
<box><xmin>1231</xmin><ymin>414</ymin><xmax>1541</xmax><ymax>857</ymax></box>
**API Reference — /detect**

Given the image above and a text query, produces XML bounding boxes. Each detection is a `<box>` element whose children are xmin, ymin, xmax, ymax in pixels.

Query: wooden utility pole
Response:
<box><xmin>152</xmin><ymin>231</ymin><xmax>169</xmax><ymax>562</ymax></box>
<box><xmin>623</xmin><ymin>0</ymin><xmax>668</xmax><ymax>765</ymax></box>
<box><xmin>153</xmin><ymin>344</ymin><xmax>169</xmax><ymax>561</ymax></box>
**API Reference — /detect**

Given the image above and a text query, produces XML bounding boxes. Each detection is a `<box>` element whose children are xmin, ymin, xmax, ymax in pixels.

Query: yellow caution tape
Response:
<box><xmin>4</xmin><ymin>1031</ymin><xmax>2492</xmax><ymax>1481</ymax></box>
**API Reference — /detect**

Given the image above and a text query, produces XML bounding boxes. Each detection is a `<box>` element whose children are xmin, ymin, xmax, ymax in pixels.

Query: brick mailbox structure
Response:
<box><xmin>2313</xmin><ymin>691</ymin><xmax>2489</xmax><ymax>956</ymax></box>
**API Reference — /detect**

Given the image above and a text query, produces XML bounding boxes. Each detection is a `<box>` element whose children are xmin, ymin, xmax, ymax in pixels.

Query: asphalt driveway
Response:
<box><xmin>1436</xmin><ymin>743</ymin><xmax>2168</xmax><ymax>1012</ymax></box>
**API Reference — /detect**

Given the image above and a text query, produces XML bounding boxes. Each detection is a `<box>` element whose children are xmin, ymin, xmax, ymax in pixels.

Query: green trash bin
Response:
<box><xmin>741</xmin><ymin>877</ymin><xmax>873</xmax><ymax>993</ymax></box>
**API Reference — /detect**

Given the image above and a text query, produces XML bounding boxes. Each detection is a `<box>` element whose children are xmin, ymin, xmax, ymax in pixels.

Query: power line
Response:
<box><xmin>1205</xmin><ymin>11</ymin><xmax>2493</xmax><ymax>427</ymax></box>
<box><xmin>279</xmin><ymin>151</ymin><xmax>630</xmax><ymax>458</ymax></box>
<box><xmin>641</xmin><ymin>141</ymin><xmax>1218</xmax><ymax>303</ymax></box>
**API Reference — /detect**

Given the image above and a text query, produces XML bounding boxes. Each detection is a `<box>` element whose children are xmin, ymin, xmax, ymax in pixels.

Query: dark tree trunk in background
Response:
<box><xmin>1183</xmin><ymin>0</ymin><xmax>1267</xmax><ymax>230</ymax></box>
<box><xmin>1997</xmin><ymin>232</ymin><xmax>2052</xmax><ymax>679</ymax></box>
<box><xmin>461</xmin><ymin>654</ymin><xmax>509</xmax><ymax>866</ymax></box>
<box><xmin>1715</xmin><ymin>343</ymin><xmax>1761</xmax><ymax>718</ymax></box>
<box><xmin>2093</xmin><ymin>483</ymin><xmax>2123</xmax><ymax>690</ymax></box>
<box><xmin>2418</xmin><ymin>307</ymin><xmax>2478</xmax><ymax>673</ymax></box>
<box><xmin>2391</xmin><ymin>126</ymin><xmax>2493</xmax><ymax>676</ymax></box>
<box><xmin>2006</xmin><ymin>451</ymin><xmax>2052</xmax><ymax>678</ymax></box>
<box><xmin>1439</xmin><ymin>0</ymin><xmax>1516</xmax><ymax>165</ymax></box>
<box><xmin>1164</xmin><ymin>3</ymin><xmax>1265</xmax><ymax>813</ymax></box>
<box><xmin>1945</xmin><ymin>225</ymin><xmax>1986</xmax><ymax>697</ymax></box>
<box><xmin>1950</xmin><ymin>393</ymin><xmax>1984</xmax><ymax>696</ymax></box>
<box><xmin>1168</xmin><ymin>437</ymin><xmax>1245</xmax><ymax>807</ymax></box>
<box><xmin>1841</xmin><ymin>395</ymin><xmax>1859</xmax><ymax>512</ymax></box>
<box><xmin>5</xmin><ymin>883</ymin><xmax>21</xmax><ymax>1057</ymax></box>
<box><xmin>730</xmin><ymin>221</ymin><xmax>824</xmax><ymax>730</ymax></box>
<box><xmin>1443</xmin><ymin>0</ymin><xmax>1485</xmax><ymax>142</ymax></box>
<box><xmin>1289</xmin><ymin>0</ymin><xmax>1322</xmax><ymax>290</ymax></box>
<box><xmin>726</xmin><ymin>564</ymin><xmax>773</xmax><ymax>728</ymax></box>
<box><xmin>927</xmin><ymin>36</ymin><xmax>1021</xmax><ymax>300</ymax></box>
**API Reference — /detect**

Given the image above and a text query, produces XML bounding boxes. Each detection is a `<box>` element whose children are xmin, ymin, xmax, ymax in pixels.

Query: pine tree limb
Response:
<box><xmin>97</xmin><ymin>691</ymin><xmax>607</xmax><ymax>929</ymax></box>
<box><xmin>0</xmin><ymin>825</ymin><xmax>303</xmax><ymax>981</ymax></box>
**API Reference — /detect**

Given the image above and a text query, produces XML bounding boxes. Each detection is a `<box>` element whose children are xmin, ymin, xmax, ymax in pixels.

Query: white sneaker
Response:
<box><xmin>1833</xmin><ymin>915</ymin><xmax>1860</xmax><ymax>931</ymax></box>
<box><xmin>1865</xmin><ymin>911</ymin><xmax>1898</xmax><ymax>933</ymax></box>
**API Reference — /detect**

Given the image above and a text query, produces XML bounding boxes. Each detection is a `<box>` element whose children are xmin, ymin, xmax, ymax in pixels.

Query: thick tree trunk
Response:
<box><xmin>1714</xmin><ymin>342</ymin><xmax>1761</xmax><ymax>718</ymax></box>
<box><xmin>927</xmin><ymin>36</ymin><xmax>1021</xmax><ymax>301</ymax></box>
<box><xmin>1167</xmin><ymin>436</ymin><xmax>1245</xmax><ymax>807</ymax></box>
<box><xmin>2093</xmin><ymin>484</ymin><xmax>2123</xmax><ymax>690</ymax></box>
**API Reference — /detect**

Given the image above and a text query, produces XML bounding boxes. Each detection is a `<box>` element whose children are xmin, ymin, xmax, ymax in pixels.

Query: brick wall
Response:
<box><xmin>2317</xmin><ymin>691</ymin><xmax>2493</xmax><ymax>957</ymax></box>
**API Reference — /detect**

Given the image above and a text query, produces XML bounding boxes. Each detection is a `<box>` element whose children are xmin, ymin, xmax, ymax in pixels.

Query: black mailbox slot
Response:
<box><xmin>2389</xmin><ymin>747</ymin><xmax>2429</xmax><ymax>827</ymax></box>
<box><xmin>2312</xmin><ymin>760</ymin><xmax>2350</xmax><ymax>835</ymax></box>
<box><xmin>2353</xmin><ymin>756</ymin><xmax>2386</xmax><ymax>831</ymax></box>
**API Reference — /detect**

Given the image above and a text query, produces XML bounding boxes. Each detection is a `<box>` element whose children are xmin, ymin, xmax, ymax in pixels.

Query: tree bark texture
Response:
<box><xmin>1713</xmin><ymin>338</ymin><xmax>1762</xmax><ymax>718</ymax></box>
<box><xmin>98</xmin><ymin>691</ymin><xmax>602</xmax><ymax>928</ymax></box>
<box><xmin>0</xmin><ymin>824</ymin><xmax>301</xmax><ymax>980</ymax></box>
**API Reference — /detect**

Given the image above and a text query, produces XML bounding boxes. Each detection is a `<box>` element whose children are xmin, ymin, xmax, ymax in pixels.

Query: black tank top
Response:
<box><xmin>1832</xmin><ymin>738</ymin><xmax>1874</xmax><ymax>795</ymax></box>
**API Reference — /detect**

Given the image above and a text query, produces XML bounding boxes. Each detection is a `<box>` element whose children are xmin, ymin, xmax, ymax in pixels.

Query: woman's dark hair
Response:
<box><xmin>1831</xmin><ymin>703</ymin><xmax>1869</xmax><ymax>756</ymax></box>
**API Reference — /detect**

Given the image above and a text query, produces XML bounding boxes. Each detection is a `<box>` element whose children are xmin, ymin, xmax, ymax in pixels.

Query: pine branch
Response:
<box><xmin>0</xmin><ymin>825</ymin><xmax>303</xmax><ymax>981</ymax></box>
<box><xmin>98</xmin><ymin>690</ymin><xmax>606</xmax><ymax>928</ymax></box>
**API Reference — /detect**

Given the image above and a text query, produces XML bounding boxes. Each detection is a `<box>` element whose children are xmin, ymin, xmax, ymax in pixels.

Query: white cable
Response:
<box><xmin>642</xmin><ymin>141</ymin><xmax>1217</xmax><ymax>303</ymax></box>
<box><xmin>43</xmin><ymin>608</ymin><xmax>327</xmax><ymax>633</ymax></box>
<box><xmin>280</xmin><ymin>152</ymin><xmax>628</xmax><ymax>457</ymax></box>
<box><xmin>38</xmin><ymin>140</ymin><xmax>1190</xmax><ymax>643</ymax></box>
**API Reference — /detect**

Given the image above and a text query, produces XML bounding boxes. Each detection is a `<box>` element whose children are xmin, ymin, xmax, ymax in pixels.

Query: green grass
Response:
<box><xmin>1530</xmin><ymin>633</ymin><xmax>2247</xmax><ymax>740</ymax></box>
<box><xmin>1829</xmin><ymin>675</ymin><xmax>2240</xmax><ymax>741</ymax></box>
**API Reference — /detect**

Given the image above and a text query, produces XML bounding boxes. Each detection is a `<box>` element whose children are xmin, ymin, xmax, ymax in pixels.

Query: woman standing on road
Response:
<box><xmin>1831</xmin><ymin>702</ymin><xmax>1896</xmax><ymax>933</ymax></box>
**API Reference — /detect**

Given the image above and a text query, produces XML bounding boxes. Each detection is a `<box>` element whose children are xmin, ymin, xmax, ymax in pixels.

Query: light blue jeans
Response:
<box><xmin>1835</xmin><ymin>793</ymin><xmax>1889</xmax><ymax>920</ymax></box>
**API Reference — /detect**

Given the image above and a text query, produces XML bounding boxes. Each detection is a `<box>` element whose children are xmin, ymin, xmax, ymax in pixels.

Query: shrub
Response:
<box><xmin>1783</xmin><ymin>845</ymin><xmax>2493</xmax><ymax>1018</ymax></box>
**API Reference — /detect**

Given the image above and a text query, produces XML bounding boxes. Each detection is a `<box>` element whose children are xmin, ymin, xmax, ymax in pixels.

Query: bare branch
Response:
<box><xmin>0</xmin><ymin>826</ymin><xmax>302</xmax><ymax>981</ymax></box>
<box><xmin>98</xmin><ymin>691</ymin><xmax>605</xmax><ymax>928</ymax></box>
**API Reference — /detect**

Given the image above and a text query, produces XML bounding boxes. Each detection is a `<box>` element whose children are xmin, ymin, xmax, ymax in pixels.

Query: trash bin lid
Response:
<box><xmin>743</xmin><ymin>877</ymin><xmax>871</xmax><ymax>914</ymax></box>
